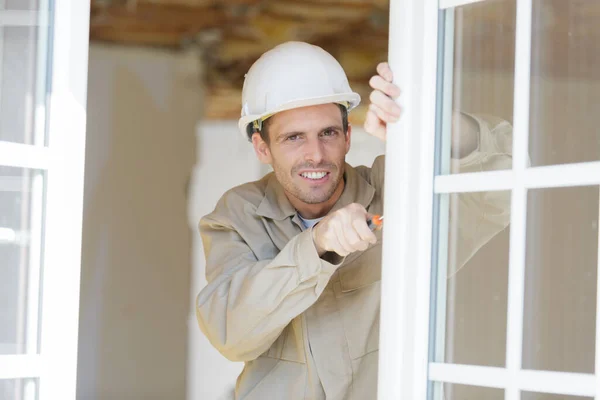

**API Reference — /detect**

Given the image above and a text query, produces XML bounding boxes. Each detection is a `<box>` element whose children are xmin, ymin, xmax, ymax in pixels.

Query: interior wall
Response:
<box><xmin>187</xmin><ymin>122</ymin><xmax>257</xmax><ymax>400</ymax></box>
<box><xmin>77</xmin><ymin>44</ymin><xmax>201</xmax><ymax>400</ymax></box>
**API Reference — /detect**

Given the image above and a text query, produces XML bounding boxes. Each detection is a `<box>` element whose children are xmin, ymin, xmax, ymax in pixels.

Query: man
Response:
<box><xmin>196</xmin><ymin>41</ymin><xmax>511</xmax><ymax>399</ymax></box>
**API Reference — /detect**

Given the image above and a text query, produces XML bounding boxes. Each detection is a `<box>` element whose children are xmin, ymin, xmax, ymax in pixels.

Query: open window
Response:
<box><xmin>380</xmin><ymin>0</ymin><xmax>600</xmax><ymax>398</ymax></box>
<box><xmin>0</xmin><ymin>1</ymin><xmax>90</xmax><ymax>399</ymax></box>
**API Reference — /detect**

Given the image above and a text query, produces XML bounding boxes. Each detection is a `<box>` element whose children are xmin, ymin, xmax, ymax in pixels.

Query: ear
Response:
<box><xmin>251</xmin><ymin>132</ymin><xmax>273</xmax><ymax>164</ymax></box>
<box><xmin>345</xmin><ymin>124</ymin><xmax>352</xmax><ymax>155</ymax></box>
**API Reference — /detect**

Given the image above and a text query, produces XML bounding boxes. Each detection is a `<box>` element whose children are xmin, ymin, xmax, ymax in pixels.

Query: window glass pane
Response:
<box><xmin>0</xmin><ymin>166</ymin><xmax>45</xmax><ymax>355</ymax></box>
<box><xmin>529</xmin><ymin>0</ymin><xmax>600</xmax><ymax>167</ymax></box>
<box><xmin>439</xmin><ymin>0</ymin><xmax>516</xmax><ymax>175</ymax></box>
<box><xmin>0</xmin><ymin>24</ymin><xmax>49</xmax><ymax>145</ymax></box>
<box><xmin>523</xmin><ymin>186</ymin><xmax>599</xmax><ymax>373</ymax></box>
<box><xmin>522</xmin><ymin>393</ymin><xmax>592</xmax><ymax>400</ymax></box>
<box><xmin>2</xmin><ymin>1</ymin><xmax>43</xmax><ymax>10</ymax></box>
<box><xmin>0</xmin><ymin>378</ymin><xmax>39</xmax><ymax>400</ymax></box>
<box><xmin>431</xmin><ymin>382</ymin><xmax>504</xmax><ymax>400</ymax></box>
<box><xmin>430</xmin><ymin>191</ymin><xmax>511</xmax><ymax>367</ymax></box>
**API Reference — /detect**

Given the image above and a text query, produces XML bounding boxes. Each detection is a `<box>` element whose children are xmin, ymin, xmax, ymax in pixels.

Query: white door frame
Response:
<box><xmin>0</xmin><ymin>1</ymin><xmax>90</xmax><ymax>398</ymax></box>
<box><xmin>379</xmin><ymin>0</ymin><xmax>600</xmax><ymax>399</ymax></box>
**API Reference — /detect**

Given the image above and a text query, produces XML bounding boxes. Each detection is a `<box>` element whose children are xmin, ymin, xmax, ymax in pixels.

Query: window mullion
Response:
<box><xmin>505</xmin><ymin>1</ymin><xmax>533</xmax><ymax>399</ymax></box>
<box><xmin>0</xmin><ymin>355</ymin><xmax>42</xmax><ymax>379</ymax></box>
<box><xmin>0</xmin><ymin>141</ymin><xmax>52</xmax><ymax>169</ymax></box>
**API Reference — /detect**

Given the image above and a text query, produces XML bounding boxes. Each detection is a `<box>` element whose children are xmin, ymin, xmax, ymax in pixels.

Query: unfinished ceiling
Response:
<box><xmin>89</xmin><ymin>0</ymin><xmax>390</xmax><ymax>123</ymax></box>
<box><xmin>89</xmin><ymin>0</ymin><xmax>600</xmax><ymax>123</ymax></box>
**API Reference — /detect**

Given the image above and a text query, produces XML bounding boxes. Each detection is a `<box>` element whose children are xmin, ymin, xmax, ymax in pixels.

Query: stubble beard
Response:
<box><xmin>274</xmin><ymin>162</ymin><xmax>342</xmax><ymax>205</ymax></box>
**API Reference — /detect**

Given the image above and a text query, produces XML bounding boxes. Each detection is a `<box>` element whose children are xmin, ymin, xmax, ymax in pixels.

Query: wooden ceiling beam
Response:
<box><xmin>90</xmin><ymin>2</ymin><xmax>231</xmax><ymax>46</ymax></box>
<box><xmin>296</xmin><ymin>0</ymin><xmax>388</xmax><ymax>8</ymax></box>
<box><xmin>266</xmin><ymin>1</ymin><xmax>374</xmax><ymax>21</ymax></box>
<box><xmin>91</xmin><ymin>3</ymin><xmax>230</xmax><ymax>28</ymax></box>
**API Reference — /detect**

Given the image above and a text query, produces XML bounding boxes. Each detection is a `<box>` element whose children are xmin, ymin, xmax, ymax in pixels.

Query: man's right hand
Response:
<box><xmin>312</xmin><ymin>203</ymin><xmax>378</xmax><ymax>257</ymax></box>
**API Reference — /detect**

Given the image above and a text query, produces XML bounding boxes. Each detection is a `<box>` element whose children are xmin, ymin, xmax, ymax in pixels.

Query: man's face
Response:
<box><xmin>253</xmin><ymin>103</ymin><xmax>351</xmax><ymax>205</ymax></box>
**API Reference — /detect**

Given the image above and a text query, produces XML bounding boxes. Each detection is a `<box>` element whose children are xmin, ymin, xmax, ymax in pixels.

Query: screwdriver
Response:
<box><xmin>367</xmin><ymin>215</ymin><xmax>384</xmax><ymax>231</ymax></box>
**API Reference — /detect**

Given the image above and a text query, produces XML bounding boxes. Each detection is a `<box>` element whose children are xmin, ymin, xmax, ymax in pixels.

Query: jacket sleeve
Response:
<box><xmin>196</xmin><ymin>206</ymin><xmax>342</xmax><ymax>362</ymax></box>
<box><xmin>448</xmin><ymin>113</ymin><xmax>515</xmax><ymax>275</ymax></box>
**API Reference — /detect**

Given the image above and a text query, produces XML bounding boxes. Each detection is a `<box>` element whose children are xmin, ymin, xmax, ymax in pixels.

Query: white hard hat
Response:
<box><xmin>238</xmin><ymin>41</ymin><xmax>361</xmax><ymax>139</ymax></box>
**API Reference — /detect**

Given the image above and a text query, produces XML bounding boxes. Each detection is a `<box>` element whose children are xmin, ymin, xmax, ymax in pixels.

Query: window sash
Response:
<box><xmin>379</xmin><ymin>0</ymin><xmax>600</xmax><ymax>399</ymax></box>
<box><xmin>0</xmin><ymin>2</ymin><xmax>90</xmax><ymax>400</ymax></box>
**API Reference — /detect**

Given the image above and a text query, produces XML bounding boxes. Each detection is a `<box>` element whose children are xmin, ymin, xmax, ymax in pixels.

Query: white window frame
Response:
<box><xmin>0</xmin><ymin>1</ymin><xmax>90</xmax><ymax>399</ymax></box>
<box><xmin>378</xmin><ymin>0</ymin><xmax>600</xmax><ymax>399</ymax></box>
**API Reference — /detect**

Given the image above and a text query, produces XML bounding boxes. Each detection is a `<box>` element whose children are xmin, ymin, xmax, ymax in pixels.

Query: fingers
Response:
<box><xmin>363</xmin><ymin>108</ymin><xmax>387</xmax><ymax>141</ymax></box>
<box><xmin>332</xmin><ymin>204</ymin><xmax>377</xmax><ymax>255</ymax></box>
<box><xmin>354</xmin><ymin>217</ymin><xmax>377</xmax><ymax>245</ymax></box>
<box><xmin>369</xmin><ymin>75</ymin><xmax>401</xmax><ymax>99</ymax></box>
<box><xmin>376</xmin><ymin>62</ymin><xmax>393</xmax><ymax>82</ymax></box>
<box><xmin>369</xmin><ymin>90</ymin><xmax>402</xmax><ymax>121</ymax></box>
<box><xmin>333</xmin><ymin>221</ymin><xmax>354</xmax><ymax>256</ymax></box>
<box><xmin>313</xmin><ymin>204</ymin><xmax>380</xmax><ymax>257</ymax></box>
<box><xmin>340</xmin><ymin>220</ymin><xmax>370</xmax><ymax>253</ymax></box>
<box><xmin>365</xmin><ymin>62</ymin><xmax>401</xmax><ymax>141</ymax></box>
<box><xmin>369</xmin><ymin>103</ymin><xmax>400</xmax><ymax>126</ymax></box>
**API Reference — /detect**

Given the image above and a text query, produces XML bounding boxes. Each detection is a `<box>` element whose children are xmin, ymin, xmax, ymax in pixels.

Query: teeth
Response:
<box><xmin>302</xmin><ymin>172</ymin><xmax>327</xmax><ymax>180</ymax></box>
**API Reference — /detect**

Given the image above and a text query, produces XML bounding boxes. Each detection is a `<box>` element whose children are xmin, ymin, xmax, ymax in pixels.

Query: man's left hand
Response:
<box><xmin>363</xmin><ymin>62</ymin><xmax>402</xmax><ymax>141</ymax></box>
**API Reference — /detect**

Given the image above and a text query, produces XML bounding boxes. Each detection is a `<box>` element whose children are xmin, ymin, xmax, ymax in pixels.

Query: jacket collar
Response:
<box><xmin>256</xmin><ymin>163</ymin><xmax>376</xmax><ymax>220</ymax></box>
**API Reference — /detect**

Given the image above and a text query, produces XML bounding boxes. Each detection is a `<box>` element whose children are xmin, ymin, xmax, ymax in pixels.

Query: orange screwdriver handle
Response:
<box><xmin>367</xmin><ymin>215</ymin><xmax>383</xmax><ymax>231</ymax></box>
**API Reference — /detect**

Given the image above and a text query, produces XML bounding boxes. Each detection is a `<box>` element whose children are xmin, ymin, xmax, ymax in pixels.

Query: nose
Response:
<box><xmin>304</xmin><ymin>136</ymin><xmax>324</xmax><ymax>164</ymax></box>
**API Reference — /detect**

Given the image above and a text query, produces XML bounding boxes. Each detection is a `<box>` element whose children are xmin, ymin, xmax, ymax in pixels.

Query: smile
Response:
<box><xmin>300</xmin><ymin>171</ymin><xmax>329</xmax><ymax>180</ymax></box>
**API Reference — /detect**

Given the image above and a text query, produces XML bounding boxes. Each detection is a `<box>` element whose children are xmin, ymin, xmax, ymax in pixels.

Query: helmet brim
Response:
<box><xmin>238</xmin><ymin>92</ymin><xmax>361</xmax><ymax>139</ymax></box>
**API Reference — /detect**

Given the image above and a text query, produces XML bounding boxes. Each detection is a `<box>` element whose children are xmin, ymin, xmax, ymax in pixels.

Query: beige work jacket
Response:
<box><xmin>196</xmin><ymin>113</ymin><xmax>513</xmax><ymax>400</ymax></box>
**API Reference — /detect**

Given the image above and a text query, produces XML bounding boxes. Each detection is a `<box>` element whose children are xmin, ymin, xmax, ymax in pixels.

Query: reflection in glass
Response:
<box><xmin>0</xmin><ymin>378</ymin><xmax>38</xmax><ymax>400</ymax></box>
<box><xmin>440</xmin><ymin>0</ymin><xmax>516</xmax><ymax>175</ymax></box>
<box><xmin>523</xmin><ymin>186</ymin><xmax>599</xmax><ymax>373</ymax></box>
<box><xmin>522</xmin><ymin>392</ymin><xmax>592</xmax><ymax>400</ymax></box>
<box><xmin>431</xmin><ymin>382</ymin><xmax>504</xmax><ymax>400</ymax></box>
<box><xmin>3</xmin><ymin>0</ymin><xmax>43</xmax><ymax>10</ymax></box>
<box><xmin>529</xmin><ymin>0</ymin><xmax>600</xmax><ymax>167</ymax></box>
<box><xmin>0</xmin><ymin>167</ymin><xmax>45</xmax><ymax>355</ymax></box>
<box><xmin>0</xmin><ymin>23</ymin><xmax>49</xmax><ymax>145</ymax></box>
<box><xmin>431</xmin><ymin>191</ymin><xmax>511</xmax><ymax>367</ymax></box>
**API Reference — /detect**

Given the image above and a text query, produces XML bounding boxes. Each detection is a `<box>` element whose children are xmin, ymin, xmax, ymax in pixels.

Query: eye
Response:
<box><xmin>287</xmin><ymin>134</ymin><xmax>300</xmax><ymax>141</ymax></box>
<box><xmin>322</xmin><ymin>128</ymin><xmax>337</xmax><ymax>137</ymax></box>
